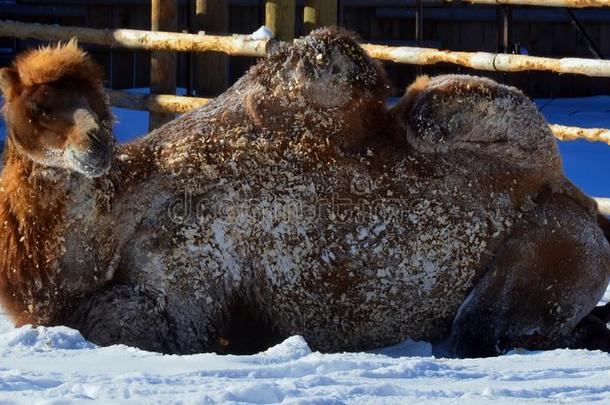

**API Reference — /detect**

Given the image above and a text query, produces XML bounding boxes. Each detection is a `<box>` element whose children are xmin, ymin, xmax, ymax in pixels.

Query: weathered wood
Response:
<box><xmin>6</xmin><ymin>20</ymin><xmax>610</xmax><ymax>78</ymax></box>
<box><xmin>106</xmin><ymin>90</ymin><xmax>610</xmax><ymax>150</ymax></box>
<box><xmin>595</xmin><ymin>197</ymin><xmax>610</xmax><ymax>216</ymax></box>
<box><xmin>550</xmin><ymin>124</ymin><xmax>610</xmax><ymax>145</ymax></box>
<box><xmin>343</xmin><ymin>0</ymin><xmax>608</xmax><ymax>6</ymax></box>
<box><xmin>375</xmin><ymin>7</ymin><xmax>610</xmax><ymax>23</ymax></box>
<box><xmin>107</xmin><ymin>90</ymin><xmax>210</xmax><ymax>113</ymax></box>
<box><xmin>361</xmin><ymin>43</ymin><xmax>610</xmax><ymax>77</ymax></box>
<box><xmin>190</xmin><ymin>0</ymin><xmax>229</xmax><ymax>97</ymax></box>
<box><xmin>15</xmin><ymin>0</ymin><xmax>610</xmax><ymax>8</ymax></box>
<box><xmin>265</xmin><ymin>0</ymin><xmax>296</xmax><ymax>41</ymax></box>
<box><xmin>32</xmin><ymin>0</ymin><xmax>596</xmax><ymax>5</ymax></box>
<box><xmin>150</xmin><ymin>0</ymin><xmax>177</xmax><ymax>130</ymax></box>
<box><xmin>453</xmin><ymin>0</ymin><xmax>610</xmax><ymax>7</ymax></box>
<box><xmin>0</xmin><ymin>20</ymin><xmax>268</xmax><ymax>57</ymax></box>
<box><xmin>304</xmin><ymin>0</ymin><xmax>337</xmax><ymax>33</ymax></box>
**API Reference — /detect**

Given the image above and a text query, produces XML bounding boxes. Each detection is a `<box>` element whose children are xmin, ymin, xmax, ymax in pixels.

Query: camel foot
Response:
<box><xmin>568</xmin><ymin>314</ymin><xmax>610</xmax><ymax>352</ymax></box>
<box><xmin>65</xmin><ymin>284</ymin><xmax>187</xmax><ymax>354</ymax></box>
<box><xmin>450</xmin><ymin>195</ymin><xmax>610</xmax><ymax>358</ymax></box>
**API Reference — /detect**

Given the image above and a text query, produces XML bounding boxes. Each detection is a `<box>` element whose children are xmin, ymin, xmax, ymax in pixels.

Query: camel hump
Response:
<box><xmin>243</xmin><ymin>27</ymin><xmax>391</xmax><ymax>148</ymax></box>
<box><xmin>392</xmin><ymin>74</ymin><xmax>562</xmax><ymax>171</ymax></box>
<box><xmin>261</xmin><ymin>26</ymin><xmax>390</xmax><ymax>100</ymax></box>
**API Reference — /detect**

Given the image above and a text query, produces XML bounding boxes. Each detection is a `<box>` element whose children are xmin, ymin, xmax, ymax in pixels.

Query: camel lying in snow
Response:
<box><xmin>0</xmin><ymin>29</ymin><xmax>609</xmax><ymax>357</ymax></box>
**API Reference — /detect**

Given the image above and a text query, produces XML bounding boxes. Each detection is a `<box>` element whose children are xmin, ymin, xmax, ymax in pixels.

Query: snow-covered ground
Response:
<box><xmin>0</xmin><ymin>293</ymin><xmax>609</xmax><ymax>404</ymax></box>
<box><xmin>0</xmin><ymin>97</ymin><xmax>609</xmax><ymax>403</ymax></box>
<box><xmin>0</xmin><ymin>326</ymin><xmax>608</xmax><ymax>404</ymax></box>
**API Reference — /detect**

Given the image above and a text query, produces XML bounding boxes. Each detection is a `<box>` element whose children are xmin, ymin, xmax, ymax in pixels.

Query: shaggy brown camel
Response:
<box><xmin>0</xmin><ymin>30</ymin><xmax>608</xmax><ymax>357</ymax></box>
<box><xmin>0</xmin><ymin>40</ymin><xmax>116</xmax><ymax>326</ymax></box>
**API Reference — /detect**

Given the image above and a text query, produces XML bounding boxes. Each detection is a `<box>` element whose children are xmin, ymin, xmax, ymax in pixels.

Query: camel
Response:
<box><xmin>0</xmin><ymin>29</ymin><xmax>609</xmax><ymax>357</ymax></box>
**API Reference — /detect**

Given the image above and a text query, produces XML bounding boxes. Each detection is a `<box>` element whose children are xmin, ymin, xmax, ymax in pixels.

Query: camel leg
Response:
<box><xmin>450</xmin><ymin>194</ymin><xmax>610</xmax><ymax>358</ymax></box>
<box><xmin>569</xmin><ymin>313</ymin><xmax>610</xmax><ymax>352</ymax></box>
<box><xmin>66</xmin><ymin>284</ymin><xmax>201</xmax><ymax>354</ymax></box>
<box><xmin>67</xmin><ymin>281</ymin><xmax>276</xmax><ymax>354</ymax></box>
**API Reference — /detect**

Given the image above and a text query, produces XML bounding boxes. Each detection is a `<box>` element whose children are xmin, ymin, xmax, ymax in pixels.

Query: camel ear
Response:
<box><xmin>390</xmin><ymin>75</ymin><xmax>430</xmax><ymax>118</ymax></box>
<box><xmin>265</xmin><ymin>39</ymin><xmax>283</xmax><ymax>56</ymax></box>
<box><xmin>244</xmin><ymin>88</ymin><xmax>286</xmax><ymax>132</ymax></box>
<box><xmin>385</xmin><ymin>76</ymin><xmax>430</xmax><ymax>145</ymax></box>
<box><xmin>0</xmin><ymin>68</ymin><xmax>21</xmax><ymax>100</ymax></box>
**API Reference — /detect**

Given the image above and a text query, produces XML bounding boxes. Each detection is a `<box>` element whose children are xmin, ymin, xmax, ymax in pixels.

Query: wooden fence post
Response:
<box><xmin>265</xmin><ymin>0</ymin><xmax>295</xmax><ymax>42</ymax></box>
<box><xmin>150</xmin><ymin>0</ymin><xmax>177</xmax><ymax>130</ymax></box>
<box><xmin>190</xmin><ymin>0</ymin><xmax>228</xmax><ymax>97</ymax></box>
<box><xmin>303</xmin><ymin>0</ymin><xmax>337</xmax><ymax>34</ymax></box>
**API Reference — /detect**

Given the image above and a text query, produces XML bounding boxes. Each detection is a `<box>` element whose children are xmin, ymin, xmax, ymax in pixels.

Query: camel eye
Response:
<box><xmin>27</xmin><ymin>101</ymin><xmax>49</xmax><ymax>118</ymax></box>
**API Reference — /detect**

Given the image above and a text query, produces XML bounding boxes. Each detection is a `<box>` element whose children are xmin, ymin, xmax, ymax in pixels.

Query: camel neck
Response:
<box><xmin>0</xmin><ymin>135</ymin><xmax>75</xmax><ymax>325</ymax></box>
<box><xmin>1</xmin><ymin>136</ymin><xmax>72</xmax><ymax>208</ymax></box>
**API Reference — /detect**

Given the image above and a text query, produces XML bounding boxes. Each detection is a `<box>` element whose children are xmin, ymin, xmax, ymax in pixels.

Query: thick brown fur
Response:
<box><xmin>0</xmin><ymin>30</ymin><xmax>609</xmax><ymax>358</ymax></box>
<box><xmin>0</xmin><ymin>40</ymin><xmax>115</xmax><ymax>326</ymax></box>
<box><xmin>14</xmin><ymin>39</ymin><xmax>103</xmax><ymax>88</ymax></box>
<box><xmin>391</xmin><ymin>74</ymin><xmax>610</xmax><ymax>356</ymax></box>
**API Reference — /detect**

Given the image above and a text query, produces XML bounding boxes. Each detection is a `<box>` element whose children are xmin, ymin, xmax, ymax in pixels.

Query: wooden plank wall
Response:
<box><xmin>1</xmin><ymin>1</ymin><xmax>610</xmax><ymax>98</ymax></box>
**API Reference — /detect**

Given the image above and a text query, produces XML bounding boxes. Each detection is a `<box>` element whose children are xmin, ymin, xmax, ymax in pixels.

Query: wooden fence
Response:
<box><xmin>3</xmin><ymin>20</ymin><xmax>610</xmax><ymax>77</ymax></box>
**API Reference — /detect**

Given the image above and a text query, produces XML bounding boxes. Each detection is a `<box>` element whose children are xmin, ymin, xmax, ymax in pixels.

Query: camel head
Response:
<box><xmin>0</xmin><ymin>39</ymin><xmax>114</xmax><ymax>177</ymax></box>
<box><xmin>245</xmin><ymin>27</ymin><xmax>391</xmax><ymax>148</ymax></box>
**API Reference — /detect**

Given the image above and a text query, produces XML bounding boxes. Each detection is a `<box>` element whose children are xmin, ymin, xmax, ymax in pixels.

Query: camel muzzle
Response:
<box><xmin>67</xmin><ymin>108</ymin><xmax>113</xmax><ymax>177</ymax></box>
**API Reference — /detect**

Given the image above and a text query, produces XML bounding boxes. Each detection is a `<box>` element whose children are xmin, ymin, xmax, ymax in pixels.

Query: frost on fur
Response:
<box><xmin>392</xmin><ymin>74</ymin><xmax>562</xmax><ymax>172</ymax></box>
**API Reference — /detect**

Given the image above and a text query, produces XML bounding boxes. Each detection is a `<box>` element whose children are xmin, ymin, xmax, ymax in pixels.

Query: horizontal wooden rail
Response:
<box><xmin>452</xmin><ymin>0</ymin><xmax>610</xmax><ymax>7</ymax></box>
<box><xmin>32</xmin><ymin>0</ymin><xmax>550</xmax><ymax>9</ymax></box>
<box><xmin>0</xmin><ymin>20</ymin><xmax>268</xmax><ymax>57</ymax></box>
<box><xmin>550</xmin><ymin>124</ymin><xmax>610</xmax><ymax>145</ymax></box>
<box><xmin>595</xmin><ymin>197</ymin><xmax>610</xmax><ymax>216</ymax></box>
<box><xmin>345</xmin><ymin>0</ymin><xmax>609</xmax><ymax>6</ymax></box>
<box><xmin>24</xmin><ymin>0</ymin><xmax>605</xmax><ymax>8</ymax></box>
<box><xmin>3</xmin><ymin>20</ymin><xmax>610</xmax><ymax>78</ymax></box>
<box><xmin>361</xmin><ymin>44</ymin><xmax>610</xmax><ymax>77</ymax></box>
<box><xmin>108</xmin><ymin>90</ymin><xmax>210</xmax><ymax>114</ymax></box>
<box><xmin>107</xmin><ymin>90</ymin><xmax>610</xmax><ymax>147</ymax></box>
